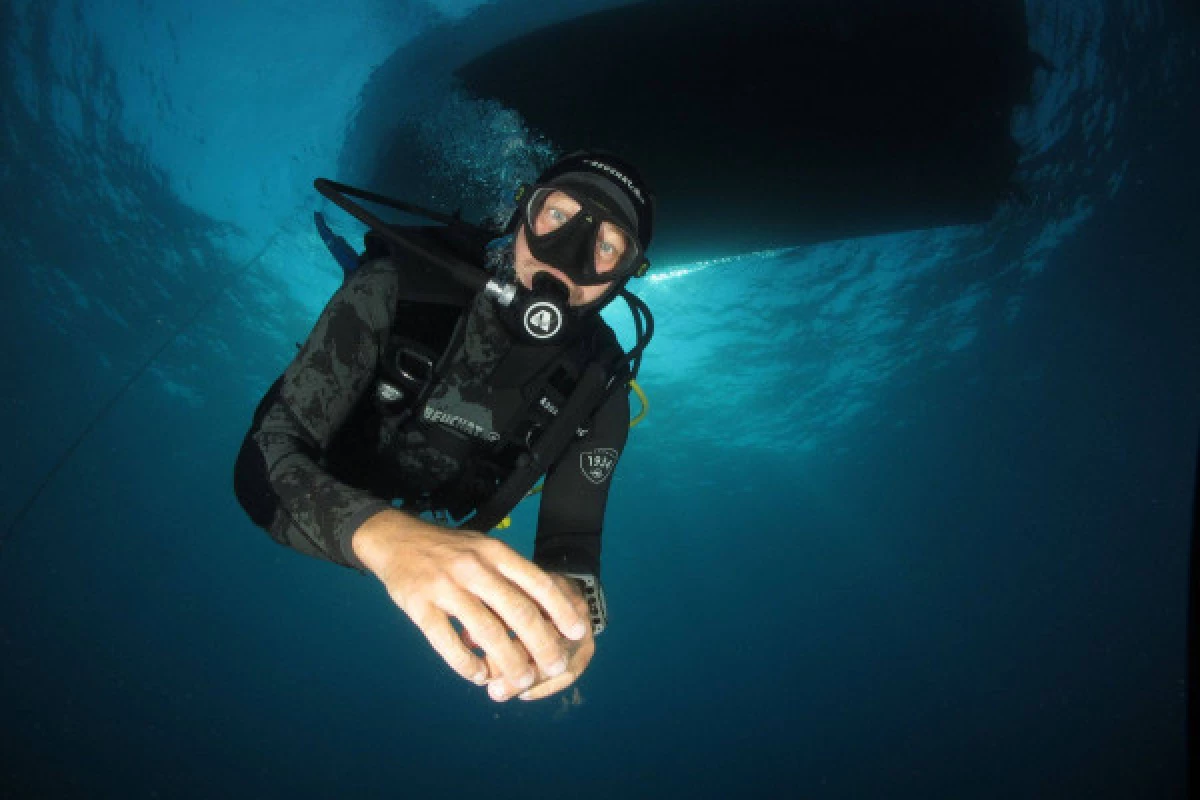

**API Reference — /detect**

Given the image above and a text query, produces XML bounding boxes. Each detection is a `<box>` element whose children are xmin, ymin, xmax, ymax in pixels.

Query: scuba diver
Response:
<box><xmin>233</xmin><ymin>151</ymin><xmax>656</xmax><ymax>704</ymax></box>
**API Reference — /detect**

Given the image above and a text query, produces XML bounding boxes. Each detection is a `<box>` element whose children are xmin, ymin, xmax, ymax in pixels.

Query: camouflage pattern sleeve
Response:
<box><xmin>532</xmin><ymin>386</ymin><xmax>632</xmax><ymax>578</ymax></box>
<box><xmin>250</xmin><ymin>258</ymin><xmax>400</xmax><ymax>571</ymax></box>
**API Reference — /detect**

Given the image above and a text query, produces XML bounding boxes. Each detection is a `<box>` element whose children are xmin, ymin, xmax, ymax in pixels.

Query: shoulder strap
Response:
<box><xmin>462</xmin><ymin>358</ymin><xmax>615</xmax><ymax>533</ymax></box>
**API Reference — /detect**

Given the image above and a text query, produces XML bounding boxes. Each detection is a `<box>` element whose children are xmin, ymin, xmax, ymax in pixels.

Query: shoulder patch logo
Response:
<box><xmin>580</xmin><ymin>448</ymin><xmax>619</xmax><ymax>484</ymax></box>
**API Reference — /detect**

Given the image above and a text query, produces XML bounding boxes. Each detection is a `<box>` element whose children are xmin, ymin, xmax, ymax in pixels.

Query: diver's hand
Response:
<box><xmin>460</xmin><ymin>573</ymin><xmax>595</xmax><ymax>702</ymax></box>
<box><xmin>351</xmin><ymin>509</ymin><xmax>588</xmax><ymax>701</ymax></box>
<box><xmin>513</xmin><ymin>573</ymin><xmax>595</xmax><ymax>702</ymax></box>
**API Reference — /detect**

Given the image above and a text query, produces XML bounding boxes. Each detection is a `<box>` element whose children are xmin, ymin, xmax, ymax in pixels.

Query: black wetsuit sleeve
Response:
<box><xmin>233</xmin><ymin>259</ymin><xmax>399</xmax><ymax>571</ymax></box>
<box><xmin>532</xmin><ymin>385</ymin><xmax>631</xmax><ymax>578</ymax></box>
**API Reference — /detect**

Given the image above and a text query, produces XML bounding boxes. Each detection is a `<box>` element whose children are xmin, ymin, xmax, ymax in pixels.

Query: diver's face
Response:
<box><xmin>513</xmin><ymin>190</ymin><xmax>618</xmax><ymax>307</ymax></box>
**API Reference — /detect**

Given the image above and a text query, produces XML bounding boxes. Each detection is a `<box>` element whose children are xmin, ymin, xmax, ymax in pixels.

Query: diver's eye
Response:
<box><xmin>534</xmin><ymin>205</ymin><xmax>568</xmax><ymax>236</ymax></box>
<box><xmin>593</xmin><ymin>222</ymin><xmax>629</xmax><ymax>272</ymax></box>
<box><xmin>595</xmin><ymin>238</ymin><xmax>624</xmax><ymax>273</ymax></box>
<box><xmin>530</xmin><ymin>189</ymin><xmax>583</xmax><ymax>236</ymax></box>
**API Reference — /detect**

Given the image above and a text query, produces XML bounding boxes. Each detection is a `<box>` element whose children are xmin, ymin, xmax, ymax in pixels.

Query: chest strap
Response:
<box><xmin>461</xmin><ymin>359</ymin><xmax>614</xmax><ymax>533</ymax></box>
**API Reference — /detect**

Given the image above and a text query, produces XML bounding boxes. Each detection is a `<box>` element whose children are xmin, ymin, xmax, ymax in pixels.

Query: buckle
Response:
<box><xmin>396</xmin><ymin>349</ymin><xmax>434</xmax><ymax>391</ymax></box>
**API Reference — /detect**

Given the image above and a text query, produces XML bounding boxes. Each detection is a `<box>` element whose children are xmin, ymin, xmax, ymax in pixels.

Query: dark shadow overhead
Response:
<box><xmin>347</xmin><ymin>0</ymin><xmax>1044</xmax><ymax>264</ymax></box>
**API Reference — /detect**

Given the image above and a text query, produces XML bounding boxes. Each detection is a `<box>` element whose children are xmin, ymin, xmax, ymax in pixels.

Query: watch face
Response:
<box><xmin>559</xmin><ymin>572</ymin><xmax>607</xmax><ymax>634</ymax></box>
<box><xmin>583</xmin><ymin>590</ymin><xmax>602</xmax><ymax>624</ymax></box>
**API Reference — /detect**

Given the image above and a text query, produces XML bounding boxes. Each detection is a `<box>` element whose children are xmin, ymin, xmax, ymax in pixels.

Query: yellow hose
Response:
<box><xmin>629</xmin><ymin>380</ymin><xmax>649</xmax><ymax>428</ymax></box>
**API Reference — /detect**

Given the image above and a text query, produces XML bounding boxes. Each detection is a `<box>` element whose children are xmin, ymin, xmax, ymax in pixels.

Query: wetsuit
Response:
<box><xmin>233</xmin><ymin>256</ymin><xmax>630</xmax><ymax>577</ymax></box>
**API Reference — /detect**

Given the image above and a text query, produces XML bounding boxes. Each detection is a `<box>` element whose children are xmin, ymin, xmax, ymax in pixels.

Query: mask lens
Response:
<box><xmin>528</xmin><ymin>187</ymin><xmax>581</xmax><ymax>237</ymax></box>
<box><xmin>594</xmin><ymin>221</ymin><xmax>633</xmax><ymax>275</ymax></box>
<box><xmin>525</xmin><ymin>186</ymin><xmax>641</xmax><ymax>282</ymax></box>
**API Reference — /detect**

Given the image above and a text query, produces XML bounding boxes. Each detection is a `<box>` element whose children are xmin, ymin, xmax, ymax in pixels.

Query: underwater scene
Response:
<box><xmin>1</xmin><ymin>0</ymin><xmax>1197</xmax><ymax>797</ymax></box>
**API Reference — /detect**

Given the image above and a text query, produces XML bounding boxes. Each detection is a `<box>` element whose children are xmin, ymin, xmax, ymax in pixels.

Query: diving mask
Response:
<box><xmin>518</xmin><ymin>179</ymin><xmax>650</xmax><ymax>288</ymax></box>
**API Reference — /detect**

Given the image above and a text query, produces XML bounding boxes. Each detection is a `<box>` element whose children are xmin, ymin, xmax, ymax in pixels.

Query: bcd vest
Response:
<box><xmin>322</xmin><ymin>224</ymin><xmax>626</xmax><ymax>521</ymax></box>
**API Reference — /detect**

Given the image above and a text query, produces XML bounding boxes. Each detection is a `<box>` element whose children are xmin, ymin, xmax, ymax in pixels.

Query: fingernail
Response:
<box><xmin>472</xmin><ymin>669</ymin><xmax>488</xmax><ymax>686</ymax></box>
<box><xmin>488</xmin><ymin>682</ymin><xmax>507</xmax><ymax>702</ymax></box>
<box><xmin>546</xmin><ymin>657</ymin><xmax>567</xmax><ymax>678</ymax></box>
<box><xmin>519</xmin><ymin>691</ymin><xmax>533</xmax><ymax>701</ymax></box>
<box><xmin>518</xmin><ymin>671</ymin><xmax>535</xmax><ymax>690</ymax></box>
<box><xmin>568</xmin><ymin>622</ymin><xmax>587</xmax><ymax>640</ymax></box>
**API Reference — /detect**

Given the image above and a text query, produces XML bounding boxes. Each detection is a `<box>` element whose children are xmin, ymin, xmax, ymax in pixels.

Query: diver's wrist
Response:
<box><xmin>351</xmin><ymin>508</ymin><xmax>424</xmax><ymax>576</ymax></box>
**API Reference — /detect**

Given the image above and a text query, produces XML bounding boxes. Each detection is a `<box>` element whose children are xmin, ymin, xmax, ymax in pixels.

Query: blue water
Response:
<box><xmin>1</xmin><ymin>1</ymin><xmax>1197</xmax><ymax>797</ymax></box>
